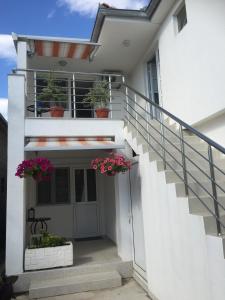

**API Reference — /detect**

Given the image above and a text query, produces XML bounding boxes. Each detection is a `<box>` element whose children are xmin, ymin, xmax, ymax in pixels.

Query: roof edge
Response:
<box><xmin>91</xmin><ymin>0</ymin><xmax>162</xmax><ymax>43</ymax></box>
<box><xmin>0</xmin><ymin>113</ymin><xmax>7</xmax><ymax>126</ymax></box>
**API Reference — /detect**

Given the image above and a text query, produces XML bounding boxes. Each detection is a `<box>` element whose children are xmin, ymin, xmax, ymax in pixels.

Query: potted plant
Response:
<box><xmin>91</xmin><ymin>153</ymin><xmax>131</xmax><ymax>176</ymax></box>
<box><xmin>0</xmin><ymin>272</ymin><xmax>17</xmax><ymax>300</ymax></box>
<box><xmin>38</xmin><ymin>75</ymin><xmax>67</xmax><ymax>117</ymax></box>
<box><xmin>84</xmin><ymin>81</ymin><xmax>110</xmax><ymax>118</ymax></box>
<box><xmin>15</xmin><ymin>157</ymin><xmax>54</xmax><ymax>182</ymax></box>
<box><xmin>24</xmin><ymin>232</ymin><xmax>73</xmax><ymax>270</ymax></box>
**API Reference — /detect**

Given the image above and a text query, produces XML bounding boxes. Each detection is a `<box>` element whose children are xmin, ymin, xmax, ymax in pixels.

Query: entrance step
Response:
<box><xmin>29</xmin><ymin>270</ymin><xmax>122</xmax><ymax>299</ymax></box>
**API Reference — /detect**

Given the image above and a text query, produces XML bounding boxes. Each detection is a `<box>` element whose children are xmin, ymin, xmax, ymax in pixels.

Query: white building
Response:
<box><xmin>0</xmin><ymin>113</ymin><xmax>7</xmax><ymax>253</ymax></box>
<box><xmin>6</xmin><ymin>1</ymin><xmax>225</xmax><ymax>299</ymax></box>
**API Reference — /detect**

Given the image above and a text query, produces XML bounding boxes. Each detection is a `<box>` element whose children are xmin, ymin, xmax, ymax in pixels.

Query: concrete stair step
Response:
<box><xmin>148</xmin><ymin>148</ymin><xmax>222</xmax><ymax>163</ymax></box>
<box><xmin>157</xmin><ymin>157</ymin><xmax>225</xmax><ymax>173</ymax></box>
<box><xmin>29</xmin><ymin>270</ymin><xmax>122</xmax><ymax>299</ymax></box>
<box><xmin>188</xmin><ymin>195</ymin><xmax>225</xmax><ymax>217</ymax></box>
<box><xmin>165</xmin><ymin>166</ymin><xmax>225</xmax><ymax>184</ymax></box>
<box><xmin>204</xmin><ymin>214</ymin><xmax>225</xmax><ymax>239</ymax></box>
<box><xmin>175</xmin><ymin>181</ymin><xmax>225</xmax><ymax>198</ymax></box>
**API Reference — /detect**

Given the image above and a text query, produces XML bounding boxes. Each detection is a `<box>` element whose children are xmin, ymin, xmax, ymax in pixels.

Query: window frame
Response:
<box><xmin>74</xmin><ymin>168</ymin><xmax>97</xmax><ymax>204</ymax></box>
<box><xmin>36</xmin><ymin>166</ymin><xmax>71</xmax><ymax>206</ymax></box>
<box><xmin>175</xmin><ymin>2</ymin><xmax>187</xmax><ymax>33</ymax></box>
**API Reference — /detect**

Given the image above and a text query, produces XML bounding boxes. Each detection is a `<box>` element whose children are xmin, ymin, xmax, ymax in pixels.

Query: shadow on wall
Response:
<box><xmin>0</xmin><ymin>170</ymin><xmax>7</xmax><ymax>265</ymax></box>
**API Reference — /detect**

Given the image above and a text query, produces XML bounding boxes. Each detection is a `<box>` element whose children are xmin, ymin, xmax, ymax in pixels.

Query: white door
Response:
<box><xmin>130</xmin><ymin>162</ymin><xmax>147</xmax><ymax>278</ymax></box>
<box><xmin>73</xmin><ymin>168</ymin><xmax>100</xmax><ymax>238</ymax></box>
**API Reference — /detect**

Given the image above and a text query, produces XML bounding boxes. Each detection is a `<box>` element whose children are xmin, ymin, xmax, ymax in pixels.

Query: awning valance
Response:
<box><xmin>24</xmin><ymin>137</ymin><xmax>124</xmax><ymax>152</ymax></box>
<box><xmin>34</xmin><ymin>40</ymin><xmax>99</xmax><ymax>60</ymax></box>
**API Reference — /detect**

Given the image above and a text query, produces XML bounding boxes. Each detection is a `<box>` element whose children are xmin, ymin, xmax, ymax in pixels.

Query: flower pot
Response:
<box><xmin>0</xmin><ymin>283</ymin><xmax>13</xmax><ymax>300</ymax></box>
<box><xmin>50</xmin><ymin>106</ymin><xmax>65</xmax><ymax>117</ymax></box>
<box><xmin>25</xmin><ymin>242</ymin><xmax>73</xmax><ymax>270</ymax></box>
<box><xmin>95</xmin><ymin>108</ymin><xmax>109</xmax><ymax>118</ymax></box>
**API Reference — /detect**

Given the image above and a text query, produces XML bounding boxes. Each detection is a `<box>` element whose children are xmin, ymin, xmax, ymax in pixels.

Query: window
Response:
<box><xmin>177</xmin><ymin>3</ymin><xmax>187</xmax><ymax>32</ymax></box>
<box><xmin>75</xmin><ymin>169</ymin><xmax>97</xmax><ymax>203</ymax></box>
<box><xmin>37</xmin><ymin>167</ymin><xmax>70</xmax><ymax>205</ymax></box>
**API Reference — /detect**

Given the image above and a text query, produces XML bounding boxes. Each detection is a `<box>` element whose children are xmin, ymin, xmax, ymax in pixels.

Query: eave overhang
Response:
<box><xmin>91</xmin><ymin>0</ymin><xmax>162</xmax><ymax>43</ymax></box>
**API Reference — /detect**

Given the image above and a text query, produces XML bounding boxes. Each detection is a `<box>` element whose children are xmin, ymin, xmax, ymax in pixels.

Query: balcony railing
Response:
<box><xmin>15</xmin><ymin>69</ymin><xmax>125</xmax><ymax>120</ymax></box>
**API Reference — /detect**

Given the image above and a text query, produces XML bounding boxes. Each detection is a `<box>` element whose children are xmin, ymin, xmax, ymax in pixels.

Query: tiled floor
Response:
<box><xmin>16</xmin><ymin>279</ymin><xmax>150</xmax><ymax>300</ymax></box>
<box><xmin>73</xmin><ymin>238</ymin><xmax>121</xmax><ymax>266</ymax></box>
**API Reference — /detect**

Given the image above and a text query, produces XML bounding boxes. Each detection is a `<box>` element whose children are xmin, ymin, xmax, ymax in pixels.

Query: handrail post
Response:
<box><xmin>179</xmin><ymin>125</ymin><xmax>188</xmax><ymax>195</ymax></box>
<box><xmin>160</xmin><ymin>111</ymin><xmax>166</xmax><ymax>170</ymax></box>
<box><xmin>34</xmin><ymin>71</ymin><xmax>37</xmax><ymax>118</ymax></box>
<box><xmin>122</xmin><ymin>76</ymin><xmax>129</xmax><ymax>123</ymax></box>
<box><xmin>134</xmin><ymin>93</ymin><xmax>138</xmax><ymax>136</ymax></box>
<box><xmin>146</xmin><ymin>102</ymin><xmax>150</xmax><ymax>144</ymax></box>
<box><xmin>208</xmin><ymin>145</ymin><xmax>221</xmax><ymax>236</ymax></box>
<box><xmin>109</xmin><ymin>75</ymin><xmax>112</xmax><ymax>119</ymax></box>
<box><xmin>72</xmin><ymin>73</ymin><xmax>76</xmax><ymax>118</ymax></box>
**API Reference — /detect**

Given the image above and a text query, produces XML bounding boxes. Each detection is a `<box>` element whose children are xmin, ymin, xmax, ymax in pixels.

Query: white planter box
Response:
<box><xmin>25</xmin><ymin>242</ymin><xmax>73</xmax><ymax>271</ymax></box>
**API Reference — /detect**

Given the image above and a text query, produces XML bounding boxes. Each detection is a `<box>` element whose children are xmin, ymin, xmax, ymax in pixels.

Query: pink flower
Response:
<box><xmin>108</xmin><ymin>166</ymin><xmax>112</xmax><ymax>171</ymax></box>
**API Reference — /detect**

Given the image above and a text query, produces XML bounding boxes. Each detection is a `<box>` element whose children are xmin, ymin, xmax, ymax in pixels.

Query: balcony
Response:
<box><xmin>17</xmin><ymin>69</ymin><xmax>125</xmax><ymax>120</ymax></box>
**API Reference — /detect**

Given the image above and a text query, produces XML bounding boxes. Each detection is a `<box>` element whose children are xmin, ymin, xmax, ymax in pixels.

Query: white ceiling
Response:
<box><xmin>28</xmin><ymin>17</ymin><xmax>160</xmax><ymax>75</ymax></box>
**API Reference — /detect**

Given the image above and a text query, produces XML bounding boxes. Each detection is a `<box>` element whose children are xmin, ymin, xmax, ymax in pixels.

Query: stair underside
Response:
<box><xmin>124</xmin><ymin>121</ymin><xmax>225</xmax><ymax>243</ymax></box>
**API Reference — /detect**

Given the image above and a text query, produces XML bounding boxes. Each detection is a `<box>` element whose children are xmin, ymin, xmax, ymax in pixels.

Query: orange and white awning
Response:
<box><xmin>13</xmin><ymin>33</ymin><xmax>101</xmax><ymax>60</ymax></box>
<box><xmin>25</xmin><ymin>137</ymin><xmax>124</xmax><ymax>151</ymax></box>
<box><xmin>34</xmin><ymin>40</ymin><xmax>97</xmax><ymax>59</ymax></box>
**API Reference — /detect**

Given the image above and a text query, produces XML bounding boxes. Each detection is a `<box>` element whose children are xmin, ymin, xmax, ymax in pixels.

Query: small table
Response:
<box><xmin>27</xmin><ymin>105</ymin><xmax>50</xmax><ymax>117</ymax></box>
<box><xmin>27</xmin><ymin>217</ymin><xmax>51</xmax><ymax>234</ymax></box>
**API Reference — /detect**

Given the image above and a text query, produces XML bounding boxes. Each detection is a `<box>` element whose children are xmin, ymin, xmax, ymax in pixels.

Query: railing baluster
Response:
<box><xmin>122</xmin><ymin>76</ymin><xmax>129</xmax><ymax>123</ymax></box>
<box><xmin>179</xmin><ymin>125</ymin><xmax>188</xmax><ymax>195</ymax></box>
<box><xmin>134</xmin><ymin>93</ymin><xmax>138</xmax><ymax>136</ymax></box>
<box><xmin>146</xmin><ymin>102</ymin><xmax>150</xmax><ymax>144</ymax></box>
<box><xmin>72</xmin><ymin>74</ymin><xmax>76</xmax><ymax>118</ymax></box>
<box><xmin>208</xmin><ymin>145</ymin><xmax>221</xmax><ymax>236</ymax></box>
<box><xmin>34</xmin><ymin>71</ymin><xmax>37</xmax><ymax>118</ymax></box>
<box><xmin>160</xmin><ymin>111</ymin><xmax>166</xmax><ymax>170</ymax></box>
<box><xmin>109</xmin><ymin>75</ymin><xmax>112</xmax><ymax>119</ymax></box>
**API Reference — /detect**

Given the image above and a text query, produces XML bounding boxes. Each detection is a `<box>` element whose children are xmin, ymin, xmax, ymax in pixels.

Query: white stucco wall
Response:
<box><xmin>6</xmin><ymin>74</ymin><xmax>26</xmax><ymax>275</ymax></box>
<box><xmin>194</xmin><ymin>111</ymin><xmax>225</xmax><ymax>148</ymax></box>
<box><xmin>130</xmin><ymin>0</ymin><xmax>225</xmax><ymax>126</ymax></box>
<box><xmin>125</xmin><ymin>131</ymin><xmax>225</xmax><ymax>300</ymax></box>
<box><xmin>103</xmin><ymin>176</ymin><xmax>117</xmax><ymax>243</ymax></box>
<box><xmin>115</xmin><ymin>173</ymin><xmax>133</xmax><ymax>261</ymax></box>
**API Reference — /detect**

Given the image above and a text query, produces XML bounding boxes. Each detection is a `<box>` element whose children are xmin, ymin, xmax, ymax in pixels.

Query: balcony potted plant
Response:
<box><xmin>38</xmin><ymin>75</ymin><xmax>67</xmax><ymax>117</ymax></box>
<box><xmin>84</xmin><ymin>81</ymin><xmax>110</xmax><ymax>118</ymax></box>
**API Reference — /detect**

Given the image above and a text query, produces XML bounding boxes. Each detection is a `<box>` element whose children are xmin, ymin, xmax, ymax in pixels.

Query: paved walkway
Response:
<box><xmin>16</xmin><ymin>279</ymin><xmax>150</xmax><ymax>300</ymax></box>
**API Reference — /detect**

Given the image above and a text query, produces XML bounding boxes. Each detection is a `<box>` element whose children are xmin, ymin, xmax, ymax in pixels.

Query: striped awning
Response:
<box><xmin>34</xmin><ymin>40</ymin><xmax>99</xmax><ymax>60</ymax></box>
<box><xmin>25</xmin><ymin>137</ymin><xmax>124</xmax><ymax>151</ymax></box>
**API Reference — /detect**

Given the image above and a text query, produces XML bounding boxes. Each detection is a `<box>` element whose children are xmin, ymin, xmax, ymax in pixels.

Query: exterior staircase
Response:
<box><xmin>14</xmin><ymin>260</ymin><xmax>132</xmax><ymax>297</ymax></box>
<box><xmin>29</xmin><ymin>270</ymin><xmax>122</xmax><ymax>299</ymax></box>
<box><xmin>124</xmin><ymin>119</ymin><xmax>225</xmax><ymax>257</ymax></box>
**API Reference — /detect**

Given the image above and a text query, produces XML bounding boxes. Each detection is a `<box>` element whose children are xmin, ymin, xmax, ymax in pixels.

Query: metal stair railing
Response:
<box><xmin>121</xmin><ymin>82</ymin><xmax>225</xmax><ymax>237</ymax></box>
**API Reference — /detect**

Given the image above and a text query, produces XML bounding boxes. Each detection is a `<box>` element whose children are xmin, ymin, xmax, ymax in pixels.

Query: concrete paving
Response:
<box><xmin>16</xmin><ymin>279</ymin><xmax>150</xmax><ymax>300</ymax></box>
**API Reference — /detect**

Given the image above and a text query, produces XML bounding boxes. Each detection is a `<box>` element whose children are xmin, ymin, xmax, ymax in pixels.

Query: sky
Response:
<box><xmin>0</xmin><ymin>0</ymin><xmax>149</xmax><ymax>120</ymax></box>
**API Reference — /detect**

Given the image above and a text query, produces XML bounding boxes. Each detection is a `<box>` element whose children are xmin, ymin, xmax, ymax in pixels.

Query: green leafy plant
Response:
<box><xmin>30</xmin><ymin>232</ymin><xmax>68</xmax><ymax>249</ymax></box>
<box><xmin>38</xmin><ymin>74</ymin><xmax>67</xmax><ymax>108</ymax></box>
<box><xmin>83</xmin><ymin>81</ymin><xmax>110</xmax><ymax>108</ymax></box>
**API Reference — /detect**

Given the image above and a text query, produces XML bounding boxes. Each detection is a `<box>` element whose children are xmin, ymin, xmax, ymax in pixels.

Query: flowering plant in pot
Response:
<box><xmin>15</xmin><ymin>157</ymin><xmax>54</xmax><ymax>182</ymax></box>
<box><xmin>91</xmin><ymin>153</ymin><xmax>131</xmax><ymax>176</ymax></box>
<box><xmin>38</xmin><ymin>74</ymin><xmax>67</xmax><ymax>117</ymax></box>
<box><xmin>83</xmin><ymin>81</ymin><xmax>110</xmax><ymax>118</ymax></box>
